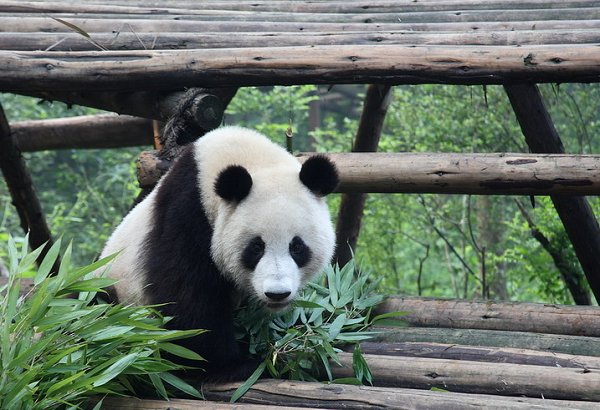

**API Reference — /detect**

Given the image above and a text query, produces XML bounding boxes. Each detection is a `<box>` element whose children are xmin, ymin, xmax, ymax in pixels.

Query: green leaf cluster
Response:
<box><xmin>0</xmin><ymin>236</ymin><xmax>204</xmax><ymax>409</ymax></box>
<box><xmin>232</xmin><ymin>260</ymin><xmax>404</xmax><ymax>401</ymax></box>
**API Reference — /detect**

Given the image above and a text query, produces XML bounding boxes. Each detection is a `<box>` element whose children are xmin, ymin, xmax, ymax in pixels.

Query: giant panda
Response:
<box><xmin>99</xmin><ymin>126</ymin><xmax>339</xmax><ymax>380</ymax></box>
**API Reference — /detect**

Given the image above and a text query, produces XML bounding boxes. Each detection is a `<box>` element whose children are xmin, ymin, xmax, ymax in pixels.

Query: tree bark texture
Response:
<box><xmin>200</xmin><ymin>379</ymin><xmax>599</xmax><ymax>410</ymax></box>
<box><xmin>21</xmin><ymin>88</ymin><xmax>231</xmax><ymax>131</ymax></box>
<box><xmin>5</xmin><ymin>29</ymin><xmax>600</xmax><ymax>51</ymax></box>
<box><xmin>0</xmin><ymin>104</ymin><xmax>55</xmax><ymax>263</ymax></box>
<box><xmin>331</xmin><ymin>353</ymin><xmax>600</xmax><ymax>401</ymax></box>
<box><xmin>11</xmin><ymin>114</ymin><xmax>153</xmax><ymax>152</ymax></box>
<box><xmin>356</xmin><ymin>341</ymin><xmax>600</xmax><ymax>369</ymax></box>
<box><xmin>376</xmin><ymin>327</ymin><xmax>600</xmax><ymax>357</ymax></box>
<box><xmin>137</xmin><ymin>151</ymin><xmax>600</xmax><ymax>195</ymax></box>
<box><xmin>2</xmin><ymin>44</ymin><xmax>600</xmax><ymax>93</ymax></box>
<box><xmin>377</xmin><ymin>295</ymin><xmax>600</xmax><ymax>336</ymax></box>
<box><xmin>505</xmin><ymin>83</ymin><xmax>600</xmax><ymax>304</ymax></box>
<box><xmin>335</xmin><ymin>84</ymin><xmax>391</xmax><ymax>266</ymax></box>
<box><xmin>6</xmin><ymin>16</ymin><xmax>600</xmax><ymax>35</ymax></box>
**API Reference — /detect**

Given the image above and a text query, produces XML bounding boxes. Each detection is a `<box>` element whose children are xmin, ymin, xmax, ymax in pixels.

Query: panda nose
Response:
<box><xmin>265</xmin><ymin>291</ymin><xmax>291</xmax><ymax>302</ymax></box>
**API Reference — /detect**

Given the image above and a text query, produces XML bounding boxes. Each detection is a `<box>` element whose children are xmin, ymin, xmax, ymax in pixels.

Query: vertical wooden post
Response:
<box><xmin>0</xmin><ymin>104</ymin><xmax>55</xmax><ymax>261</ymax></box>
<box><xmin>335</xmin><ymin>84</ymin><xmax>392</xmax><ymax>266</ymax></box>
<box><xmin>504</xmin><ymin>83</ymin><xmax>600</xmax><ymax>303</ymax></box>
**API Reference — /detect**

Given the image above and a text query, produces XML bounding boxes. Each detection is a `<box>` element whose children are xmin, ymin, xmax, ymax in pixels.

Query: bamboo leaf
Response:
<box><xmin>230</xmin><ymin>361</ymin><xmax>266</xmax><ymax>403</ymax></box>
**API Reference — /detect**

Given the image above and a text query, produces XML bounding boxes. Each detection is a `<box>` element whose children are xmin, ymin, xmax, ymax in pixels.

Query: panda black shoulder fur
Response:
<box><xmin>100</xmin><ymin>126</ymin><xmax>339</xmax><ymax>380</ymax></box>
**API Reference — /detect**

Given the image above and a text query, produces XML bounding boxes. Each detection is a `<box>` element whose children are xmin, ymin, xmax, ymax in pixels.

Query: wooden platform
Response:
<box><xmin>100</xmin><ymin>296</ymin><xmax>600</xmax><ymax>408</ymax></box>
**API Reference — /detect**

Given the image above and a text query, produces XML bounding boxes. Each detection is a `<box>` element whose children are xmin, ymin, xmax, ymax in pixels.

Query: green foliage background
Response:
<box><xmin>1</xmin><ymin>84</ymin><xmax>599</xmax><ymax>304</ymax></box>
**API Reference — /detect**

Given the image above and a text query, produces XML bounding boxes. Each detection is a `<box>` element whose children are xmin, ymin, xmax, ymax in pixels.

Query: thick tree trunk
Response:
<box><xmin>505</xmin><ymin>83</ymin><xmax>600</xmax><ymax>304</ymax></box>
<box><xmin>335</xmin><ymin>84</ymin><xmax>391</xmax><ymax>266</ymax></box>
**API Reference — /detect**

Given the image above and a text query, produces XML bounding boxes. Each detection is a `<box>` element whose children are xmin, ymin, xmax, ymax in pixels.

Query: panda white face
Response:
<box><xmin>209</xmin><ymin>156</ymin><xmax>338</xmax><ymax>311</ymax></box>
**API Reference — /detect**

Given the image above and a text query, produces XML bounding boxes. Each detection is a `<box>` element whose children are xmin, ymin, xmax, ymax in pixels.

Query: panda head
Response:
<box><xmin>211</xmin><ymin>155</ymin><xmax>339</xmax><ymax>311</ymax></box>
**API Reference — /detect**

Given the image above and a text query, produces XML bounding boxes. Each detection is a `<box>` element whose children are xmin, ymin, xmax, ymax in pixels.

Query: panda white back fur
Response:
<box><xmin>99</xmin><ymin>126</ymin><xmax>339</xmax><ymax>380</ymax></box>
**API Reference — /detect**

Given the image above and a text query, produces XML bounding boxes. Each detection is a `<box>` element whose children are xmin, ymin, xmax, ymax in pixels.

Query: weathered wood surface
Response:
<box><xmin>377</xmin><ymin>296</ymin><xmax>600</xmax><ymax>336</ymax></box>
<box><xmin>11</xmin><ymin>114</ymin><xmax>152</xmax><ymax>152</ymax></box>
<box><xmin>505</xmin><ymin>83</ymin><xmax>600</xmax><ymax>304</ymax></box>
<box><xmin>5</xmin><ymin>29</ymin><xmax>600</xmax><ymax>51</ymax></box>
<box><xmin>138</xmin><ymin>150</ymin><xmax>600</xmax><ymax>195</ymax></box>
<box><xmin>357</xmin><ymin>341</ymin><xmax>600</xmax><ymax>369</ymax></box>
<box><xmin>202</xmin><ymin>379</ymin><xmax>600</xmax><ymax>409</ymax></box>
<box><xmin>376</xmin><ymin>327</ymin><xmax>600</xmax><ymax>357</ymax></box>
<box><xmin>6</xmin><ymin>16</ymin><xmax>600</xmax><ymax>34</ymax></box>
<box><xmin>101</xmin><ymin>397</ymin><xmax>311</xmax><ymax>410</ymax></box>
<box><xmin>2</xmin><ymin>44</ymin><xmax>600</xmax><ymax>93</ymax></box>
<box><xmin>332</xmin><ymin>353</ymin><xmax>600</xmax><ymax>400</ymax></box>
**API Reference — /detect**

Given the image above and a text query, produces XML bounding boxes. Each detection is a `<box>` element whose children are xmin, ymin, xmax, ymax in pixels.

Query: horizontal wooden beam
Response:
<box><xmin>376</xmin><ymin>327</ymin><xmax>600</xmax><ymax>357</ymax></box>
<box><xmin>11</xmin><ymin>114</ymin><xmax>152</xmax><ymax>152</ymax></box>
<box><xmin>356</xmin><ymin>341</ymin><xmax>600</xmax><ymax>369</ymax></box>
<box><xmin>202</xmin><ymin>379</ymin><xmax>600</xmax><ymax>409</ymax></box>
<box><xmin>7</xmin><ymin>0</ymin><xmax>599</xmax><ymax>14</ymax></box>
<box><xmin>5</xmin><ymin>16</ymin><xmax>600</xmax><ymax>34</ymax></box>
<box><xmin>18</xmin><ymin>89</ymin><xmax>228</xmax><ymax>131</ymax></box>
<box><xmin>4</xmin><ymin>29</ymin><xmax>600</xmax><ymax>52</ymax></box>
<box><xmin>332</xmin><ymin>353</ymin><xmax>600</xmax><ymax>400</ymax></box>
<box><xmin>1</xmin><ymin>44</ymin><xmax>600</xmax><ymax>92</ymax></box>
<box><xmin>376</xmin><ymin>296</ymin><xmax>600</xmax><ymax>336</ymax></box>
<box><xmin>137</xmin><ymin>150</ymin><xmax>600</xmax><ymax>195</ymax></box>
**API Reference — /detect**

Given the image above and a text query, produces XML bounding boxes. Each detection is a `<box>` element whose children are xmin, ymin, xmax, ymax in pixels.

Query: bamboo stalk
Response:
<box><xmin>377</xmin><ymin>296</ymin><xmax>600</xmax><ymax>336</ymax></box>
<box><xmin>3</xmin><ymin>44</ymin><xmax>600</xmax><ymax>92</ymax></box>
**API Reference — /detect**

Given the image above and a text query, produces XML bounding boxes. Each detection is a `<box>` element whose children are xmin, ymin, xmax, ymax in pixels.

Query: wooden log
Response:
<box><xmin>101</xmin><ymin>397</ymin><xmax>311</xmax><ymax>410</ymax></box>
<box><xmin>376</xmin><ymin>327</ymin><xmax>600</xmax><ymax>357</ymax></box>
<box><xmin>505</xmin><ymin>83</ymin><xmax>600</xmax><ymax>304</ymax></box>
<box><xmin>335</xmin><ymin>84</ymin><xmax>391</xmax><ymax>266</ymax></box>
<box><xmin>2</xmin><ymin>44</ymin><xmax>600</xmax><ymax>92</ymax></box>
<box><xmin>137</xmin><ymin>150</ymin><xmax>600</xmax><ymax>195</ymax></box>
<box><xmin>332</xmin><ymin>352</ymin><xmax>600</xmax><ymax>401</ymax></box>
<box><xmin>21</xmin><ymin>89</ymin><xmax>226</xmax><ymax>131</ymax></box>
<box><xmin>6</xmin><ymin>29</ymin><xmax>600</xmax><ymax>52</ymax></box>
<box><xmin>3</xmin><ymin>3</ymin><xmax>599</xmax><ymax>24</ymax></box>
<box><xmin>11</xmin><ymin>114</ymin><xmax>152</xmax><ymax>152</ymax></box>
<box><xmin>376</xmin><ymin>296</ymin><xmax>600</xmax><ymax>336</ymax></box>
<box><xmin>356</xmin><ymin>341</ymin><xmax>600</xmax><ymax>369</ymax></box>
<box><xmin>0</xmin><ymin>104</ymin><xmax>55</xmax><ymax>265</ymax></box>
<box><xmin>202</xmin><ymin>379</ymin><xmax>600</xmax><ymax>409</ymax></box>
<box><xmin>4</xmin><ymin>16</ymin><xmax>600</xmax><ymax>34</ymax></box>
<box><xmin>65</xmin><ymin>0</ymin><xmax>600</xmax><ymax>13</ymax></box>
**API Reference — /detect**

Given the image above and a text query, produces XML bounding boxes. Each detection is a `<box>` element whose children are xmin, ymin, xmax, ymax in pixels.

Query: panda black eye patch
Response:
<box><xmin>289</xmin><ymin>236</ymin><xmax>311</xmax><ymax>268</ymax></box>
<box><xmin>242</xmin><ymin>236</ymin><xmax>265</xmax><ymax>270</ymax></box>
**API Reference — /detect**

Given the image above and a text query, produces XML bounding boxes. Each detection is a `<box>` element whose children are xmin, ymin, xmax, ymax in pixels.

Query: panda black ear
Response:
<box><xmin>215</xmin><ymin>165</ymin><xmax>253</xmax><ymax>203</ymax></box>
<box><xmin>299</xmin><ymin>155</ymin><xmax>339</xmax><ymax>196</ymax></box>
